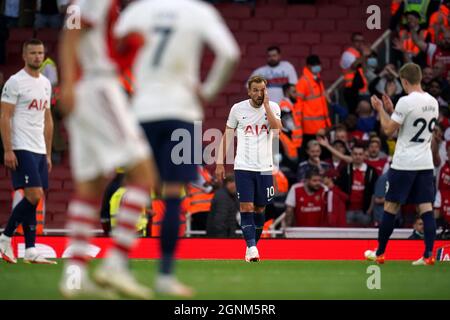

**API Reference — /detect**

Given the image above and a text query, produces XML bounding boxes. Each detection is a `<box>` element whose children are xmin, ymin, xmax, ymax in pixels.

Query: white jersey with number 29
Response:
<box><xmin>390</xmin><ymin>91</ymin><xmax>439</xmax><ymax>171</ymax></box>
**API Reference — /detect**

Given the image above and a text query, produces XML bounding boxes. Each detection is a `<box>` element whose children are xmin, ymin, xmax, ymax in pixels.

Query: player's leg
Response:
<box><xmin>61</xmin><ymin>177</ymin><xmax>117</xmax><ymax>299</ymax></box>
<box><xmin>410</xmin><ymin>170</ymin><xmax>437</xmax><ymax>265</ymax></box>
<box><xmin>366</xmin><ymin>169</ymin><xmax>412</xmax><ymax>262</ymax></box>
<box><xmin>22</xmin><ymin>153</ymin><xmax>54</xmax><ymax>263</ymax></box>
<box><xmin>1</xmin><ymin>151</ymin><xmax>43</xmax><ymax>263</ymax></box>
<box><xmin>254</xmin><ymin>206</ymin><xmax>266</xmax><ymax>244</ymax></box>
<box><xmin>95</xmin><ymin>159</ymin><xmax>155</xmax><ymax>299</ymax></box>
<box><xmin>254</xmin><ymin>171</ymin><xmax>275</xmax><ymax>245</ymax></box>
<box><xmin>60</xmin><ymin>85</ymin><xmax>118</xmax><ymax>298</ymax></box>
<box><xmin>375</xmin><ymin>201</ymin><xmax>400</xmax><ymax>256</ymax></box>
<box><xmin>142</xmin><ymin>120</ymin><xmax>195</xmax><ymax>297</ymax></box>
<box><xmin>82</xmin><ymin>81</ymin><xmax>155</xmax><ymax>298</ymax></box>
<box><xmin>235</xmin><ymin>170</ymin><xmax>257</xmax><ymax>249</ymax></box>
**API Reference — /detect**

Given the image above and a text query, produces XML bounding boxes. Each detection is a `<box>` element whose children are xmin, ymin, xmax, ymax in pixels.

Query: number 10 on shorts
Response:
<box><xmin>266</xmin><ymin>186</ymin><xmax>275</xmax><ymax>199</ymax></box>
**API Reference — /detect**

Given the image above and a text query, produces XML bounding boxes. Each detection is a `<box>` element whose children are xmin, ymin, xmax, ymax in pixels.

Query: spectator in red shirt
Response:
<box><xmin>437</xmin><ymin>143</ymin><xmax>450</xmax><ymax>225</ymax></box>
<box><xmin>366</xmin><ymin>137</ymin><xmax>388</xmax><ymax>176</ymax></box>
<box><xmin>336</xmin><ymin>144</ymin><xmax>378</xmax><ymax>227</ymax></box>
<box><xmin>284</xmin><ymin>169</ymin><xmax>327</xmax><ymax>227</ymax></box>
<box><xmin>323</xmin><ymin>169</ymin><xmax>348</xmax><ymax>227</ymax></box>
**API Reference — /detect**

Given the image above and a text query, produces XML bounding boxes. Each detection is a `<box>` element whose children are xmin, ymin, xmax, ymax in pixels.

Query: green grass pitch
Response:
<box><xmin>1</xmin><ymin>259</ymin><xmax>450</xmax><ymax>299</ymax></box>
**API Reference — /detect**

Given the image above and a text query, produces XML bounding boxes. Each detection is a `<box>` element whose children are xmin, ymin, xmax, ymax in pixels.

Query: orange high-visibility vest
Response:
<box><xmin>273</xmin><ymin>169</ymin><xmax>289</xmax><ymax>195</ymax></box>
<box><xmin>186</xmin><ymin>166</ymin><xmax>214</xmax><ymax>215</ymax></box>
<box><xmin>279</xmin><ymin>98</ymin><xmax>303</xmax><ymax>148</ymax></box>
<box><xmin>399</xmin><ymin>29</ymin><xmax>429</xmax><ymax>56</ymax></box>
<box><xmin>428</xmin><ymin>5</ymin><xmax>449</xmax><ymax>43</ymax></box>
<box><xmin>261</xmin><ymin>219</ymin><xmax>274</xmax><ymax>239</ymax></box>
<box><xmin>150</xmin><ymin>199</ymin><xmax>186</xmax><ymax>237</ymax></box>
<box><xmin>342</xmin><ymin>47</ymin><xmax>368</xmax><ymax>94</ymax></box>
<box><xmin>279</xmin><ymin>132</ymin><xmax>298</xmax><ymax>161</ymax></box>
<box><xmin>295</xmin><ymin>67</ymin><xmax>332</xmax><ymax>135</ymax></box>
<box><xmin>12</xmin><ymin>189</ymin><xmax>45</xmax><ymax>235</ymax></box>
<box><xmin>391</xmin><ymin>0</ymin><xmax>402</xmax><ymax>15</ymax></box>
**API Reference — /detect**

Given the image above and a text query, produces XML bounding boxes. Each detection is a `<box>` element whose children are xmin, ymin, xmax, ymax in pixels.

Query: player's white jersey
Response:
<box><xmin>73</xmin><ymin>0</ymin><xmax>118</xmax><ymax>75</ymax></box>
<box><xmin>391</xmin><ymin>91</ymin><xmax>439</xmax><ymax>171</ymax></box>
<box><xmin>1</xmin><ymin>69</ymin><xmax>51</xmax><ymax>154</ymax></box>
<box><xmin>227</xmin><ymin>100</ymin><xmax>281</xmax><ymax>172</ymax></box>
<box><xmin>114</xmin><ymin>0</ymin><xmax>240</xmax><ymax>123</ymax></box>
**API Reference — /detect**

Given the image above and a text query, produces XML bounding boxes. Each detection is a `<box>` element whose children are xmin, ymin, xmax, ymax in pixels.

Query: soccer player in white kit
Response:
<box><xmin>58</xmin><ymin>0</ymin><xmax>156</xmax><ymax>299</ymax></box>
<box><xmin>115</xmin><ymin>0</ymin><xmax>239</xmax><ymax>297</ymax></box>
<box><xmin>0</xmin><ymin>39</ymin><xmax>55</xmax><ymax>264</ymax></box>
<box><xmin>216</xmin><ymin>76</ymin><xmax>282</xmax><ymax>262</ymax></box>
<box><xmin>365</xmin><ymin>63</ymin><xmax>439</xmax><ymax>265</ymax></box>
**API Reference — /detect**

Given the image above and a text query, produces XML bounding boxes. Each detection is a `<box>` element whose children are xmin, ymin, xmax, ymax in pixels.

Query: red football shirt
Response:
<box><xmin>366</xmin><ymin>158</ymin><xmax>387</xmax><ymax>176</ymax></box>
<box><xmin>326</xmin><ymin>185</ymin><xmax>348</xmax><ymax>227</ymax></box>
<box><xmin>349</xmin><ymin>168</ymin><xmax>365</xmax><ymax>211</ymax></box>
<box><xmin>439</xmin><ymin>162</ymin><xmax>450</xmax><ymax>193</ymax></box>
<box><xmin>293</xmin><ymin>184</ymin><xmax>327</xmax><ymax>227</ymax></box>
<box><xmin>438</xmin><ymin>190</ymin><xmax>450</xmax><ymax>224</ymax></box>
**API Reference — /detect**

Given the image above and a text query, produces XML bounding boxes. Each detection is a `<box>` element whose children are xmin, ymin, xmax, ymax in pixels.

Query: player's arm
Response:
<box><xmin>370</xmin><ymin>95</ymin><xmax>400</xmax><ymax>137</ymax></box>
<box><xmin>0</xmin><ymin>102</ymin><xmax>18</xmax><ymax>170</ymax></box>
<box><xmin>59</xmin><ymin>25</ymin><xmax>83</xmax><ymax>116</ymax></box>
<box><xmin>263</xmin><ymin>90</ymin><xmax>283</xmax><ymax>130</ymax></box>
<box><xmin>44</xmin><ymin>108</ymin><xmax>54</xmax><ymax>172</ymax></box>
<box><xmin>215</xmin><ymin>125</ymin><xmax>235</xmax><ymax>181</ymax></box>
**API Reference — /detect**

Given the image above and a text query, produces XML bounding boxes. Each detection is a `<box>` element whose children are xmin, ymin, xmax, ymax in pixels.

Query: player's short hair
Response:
<box><xmin>247</xmin><ymin>75</ymin><xmax>267</xmax><ymax>90</ymax></box>
<box><xmin>305</xmin><ymin>168</ymin><xmax>321</xmax><ymax>180</ymax></box>
<box><xmin>399</xmin><ymin>63</ymin><xmax>422</xmax><ymax>85</ymax></box>
<box><xmin>267</xmin><ymin>46</ymin><xmax>281</xmax><ymax>53</ymax></box>
<box><xmin>22</xmin><ymin>38</ymin><xmax>44</xmax><ymax>52</ymax></box>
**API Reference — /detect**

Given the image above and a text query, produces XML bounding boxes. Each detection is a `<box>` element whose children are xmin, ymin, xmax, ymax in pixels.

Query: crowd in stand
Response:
<box><xmin>1</xmin><ymin>0</ymin><xmax>450</xmax><ymax>238</ymax></box>
<box><xmin>270</xmin><ymin>1</ymin><xmax>450</xmax><ymax>239</ymax></box>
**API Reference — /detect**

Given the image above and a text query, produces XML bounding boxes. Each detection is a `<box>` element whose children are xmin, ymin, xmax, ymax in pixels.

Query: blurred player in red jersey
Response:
<box><xmin>58</xmin><ymin>0</ymin><xmax>156</xmax><ymax>299</ymax></box>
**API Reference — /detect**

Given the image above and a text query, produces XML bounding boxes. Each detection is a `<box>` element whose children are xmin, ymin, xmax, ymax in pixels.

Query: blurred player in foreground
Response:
<box><xmin>59</xmin><ymin>0</ymin><xmax>156</xmax><ymax>299</ymax></box>
<box><xmin>0</xmin><ymin>39</ymin><xmax>55</xmax><ymax>264</ymax></box>
<box><xmin>115</xmin><ymin>0</ymin><xmax>239</xmax><ymax>296</ymax></box>
<box><xmin>365</xmin><ymin>63</ymin><xmax>439</xmax><ymax>266</ymax></box>
<box><xmin>216</xmin><ymin>76</ymin><xmax>282</xmax><ymax>262</ymax></box>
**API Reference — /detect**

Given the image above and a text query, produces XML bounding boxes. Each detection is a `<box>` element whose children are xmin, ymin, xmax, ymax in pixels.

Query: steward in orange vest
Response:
<box><xmin>280</xmin><ymin>83</ymin><xmax>303</xmax><ymax>149</ymax></box>
<box><xmin>428</xmin><ymin>2</ymin><xmax>450</xmax><ymax>43</ymax></box>
<box><xmin>185</xmin><ymin>166</ymin><xmax>216</xmax><ymax>231</ymax></box>
<box><xmin>396</xmin><ymin>11</ymin><xmax>431</xmax><ymax>65</ymax></box>
<box><xmin>295</xmin><ymin>55</ymin><xmax>331</xmax><ymax>145</ymax></box>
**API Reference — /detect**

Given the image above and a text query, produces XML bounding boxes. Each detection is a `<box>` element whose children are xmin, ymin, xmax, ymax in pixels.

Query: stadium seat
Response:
<box><xmin>35</xmin><ymin>28</ymin><xmax>60</xmax><ymax>43</ymax></box>
<box><xmin>9</xmin><ymin>28</ymin><xmax>35</xmax><ymax>42</ymax></box>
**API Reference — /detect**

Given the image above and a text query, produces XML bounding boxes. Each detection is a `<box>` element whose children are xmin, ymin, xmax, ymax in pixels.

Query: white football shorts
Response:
<box><xmin>66</xmin><ymin>77</ymin><xmax>151</xmax><ymax>182</ymax></box>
